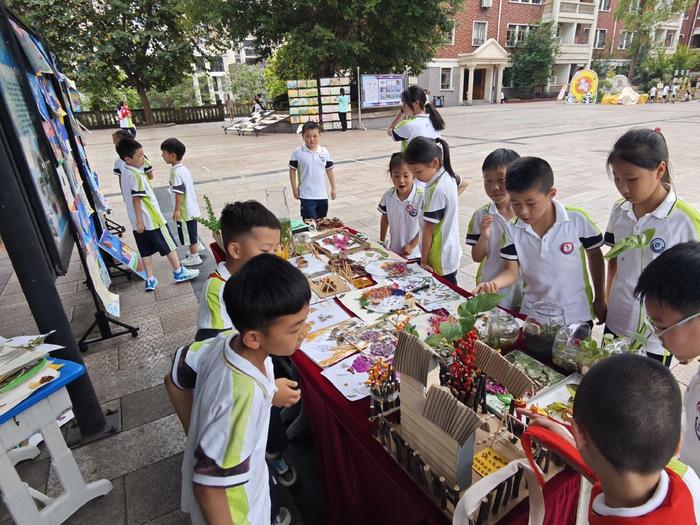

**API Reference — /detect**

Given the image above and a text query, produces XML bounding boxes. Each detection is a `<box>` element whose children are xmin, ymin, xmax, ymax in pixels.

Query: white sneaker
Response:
<box><xmin>197</xmin><ymin>242</ymin><xmax>206</xmax><ymax>252</ymax></box>
<box><xmin>181</xmin><ymin>254</ymin><xmax>202</xmax><ymax>266</ymax></box>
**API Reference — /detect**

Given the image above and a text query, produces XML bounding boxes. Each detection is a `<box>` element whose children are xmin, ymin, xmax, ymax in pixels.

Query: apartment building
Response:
<box><xmin>680</xmin><ymin>0</ymin><xmax>700</xmax><ymax>47</ymax></box>
<box><xmin>418</xmin><ymin>0</ymin><xmax>685</xmax><ymax>105</ymax></box>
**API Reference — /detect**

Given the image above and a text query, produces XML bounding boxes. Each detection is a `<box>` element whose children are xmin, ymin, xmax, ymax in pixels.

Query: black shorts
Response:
<box><xmin>177</xmin><ymin>219</ymin><xmax>198</xmax><ymax>246</ymax></box>
<box><xmin>133</xmin><ymin>225</ymin><xmax>177</xmax><ymax>257</ymax></box>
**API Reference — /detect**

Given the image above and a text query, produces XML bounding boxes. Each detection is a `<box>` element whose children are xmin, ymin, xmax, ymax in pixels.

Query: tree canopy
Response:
<box><xmin>8</xmin><ymin>0</ymin><xmax>222</xmax><ymax>123</ymax></box>
<box><xmin>614</xmin><ymin>0</ymin><xmax>690</xmax><ymax>79</ymax></box>
<box><xmin>510</xmin><ymin>23</ymin><xmax>559</xmax><ymax>90</ymax></box>
<box><xmin>191</xmin><ymin>0</ymin><xmax>461</xmax><ymax>78</ymax></box>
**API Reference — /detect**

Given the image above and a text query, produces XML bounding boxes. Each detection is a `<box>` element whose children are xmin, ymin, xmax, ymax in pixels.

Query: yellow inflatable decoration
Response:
<box><xmin>567</xmin><ymin>69</ymin><xmax>598</xmax><ymax>104</ymax></box>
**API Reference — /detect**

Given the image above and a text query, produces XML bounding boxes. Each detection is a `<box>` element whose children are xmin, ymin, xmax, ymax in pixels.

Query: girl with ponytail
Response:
<box><xmin>404</xmin><ymin>136</ymin><xmax>463</xmax><ymax>284</ymax></box>
<box><xmin>388</xmin><ymin>85</ymin><xmax>445</xmax><ymax>151</ymax></box>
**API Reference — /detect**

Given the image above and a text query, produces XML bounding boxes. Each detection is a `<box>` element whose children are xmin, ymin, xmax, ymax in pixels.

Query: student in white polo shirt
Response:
<box><xmin>289</xmin><ymin>121</ymin><xmax>337</xmax><ymax>220</ymax></box>
<box><xmin>604</xmin><ymin>128</ymin><xmax>700</xmax><ymax>365</ymax></box>
<box><xmin>474</xmin><ymin>157</ymin><xmax>606</xmax><ymax>325</ymax></box>
<box><xmin>388</xmin><ymin>85</ymin><xmax>445</xmax><ymax>151</ymax></box>
<box><xmin>378</xmin><ymin>152</ymin><xmax>424</xmax><ymax>259</ymax></box>
<box><xmin>169</xmin><ymin>254</ymin><xmax>310</xmax><ymax>525</ymax></box>
<box><xmin>404</xmin><ymin>137</ymin><xmax>464</xmax><ymax>284</ymax></box>
<box><xmin>466</xmin><ymin>148</ymin><xmax>523</xmax><ymax>310</ymax></box>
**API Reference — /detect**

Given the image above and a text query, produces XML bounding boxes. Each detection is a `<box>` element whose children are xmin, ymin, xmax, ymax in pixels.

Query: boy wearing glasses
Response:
<box><xmin>635</xmin><ymin>240</ymin><xmax>700</xmax><ymax>475</ymax></box>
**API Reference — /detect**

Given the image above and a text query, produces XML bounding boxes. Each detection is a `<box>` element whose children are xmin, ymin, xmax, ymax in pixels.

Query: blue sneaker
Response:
<box><xmin>173</xmin><ymin>266</ymin><xmax>199</xmax><ymax>283</ymax></box>
<box><xmin>145</xmin><ymin>276</ymin><xmax>158</xmax><ymax>292</ymax></box>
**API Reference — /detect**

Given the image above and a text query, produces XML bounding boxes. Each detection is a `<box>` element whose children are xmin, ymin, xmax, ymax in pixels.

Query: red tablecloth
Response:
<box><xmin>212</xmin><ymin>240</ymin><xmax>581</xmax><ymax>523</ymax></box>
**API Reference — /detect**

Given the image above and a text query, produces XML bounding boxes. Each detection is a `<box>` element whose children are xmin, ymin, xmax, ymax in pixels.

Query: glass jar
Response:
<box><xmin>483</xmin><ymin>308</ymin><xmax>520</xmax><ymax>350</ymax></box>
<box><xmin>523</xmin><ymin>302</ymin><xmax>565</xmax><ymax>362</ymax></box>
<box><xmin>552</xmin><ymin>322</ymin><xmax>591</xmax><ymax>372</ymax></box>
<box><xmin>265</xmin><ymin>187</ymin><xmax>292</xmax><ymax>258</ymax></box>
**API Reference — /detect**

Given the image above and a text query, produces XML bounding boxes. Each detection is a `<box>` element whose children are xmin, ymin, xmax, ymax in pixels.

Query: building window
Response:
<box><xmin>680</xmin><ymin>33</ymin><xmax>685</xmax><ymax>45</ymax></box>
<box><xmin>510</xmin><ymin>0</ymin><xmax>542</xmax><ymax>4</ymax></box>
<box><xmin>599</xmin><ymin>0</ymin><xmax>610</xmax><ymax>10</ymax></box>
<box><xmin>473</xmin><ymin>21</ymin><xmax>488</xmax><ymax>46</ymax></box>
<box><xmin>440</xmin><ymin>67</ymin><xmax>453</xmax><ymax>90</ymax></box>
<box><xmin>619</xmin><ymin>31</ymin><xmax>634</xmax><ymax>49</ymax></box>
<box><xmin>506</xmin><ymin>24</ymin><xmax>533</xmax><ymax>47</ymax></box>
<box><xmin>209</xmin><ymin>57</ymin><xmax>224</xmax><ymax>72</ymax></box>
<box><xmin>444</xmin><ymin>27</ymin><xmax>455</xmax><ymax>45</ymax></box>
<box><xmin>664</xmin><ymin>30</ymin><xmax>676</xmax><ymax>48</ymax></box>
<box><xmin>594</xmin><ymin>29</ymin><xmax>607</xmax><ymax>49</ymax></box>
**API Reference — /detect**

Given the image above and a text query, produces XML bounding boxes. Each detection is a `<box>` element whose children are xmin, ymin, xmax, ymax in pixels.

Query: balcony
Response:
<box><xmin>559</xmin><ymin>43</ymin><xmax>593</xmax><ymax>61</ymax></box>
<box><xmin>542</xmin><ymin>0</ymin><xmax>596</xmax><ymax>23</ymax></box>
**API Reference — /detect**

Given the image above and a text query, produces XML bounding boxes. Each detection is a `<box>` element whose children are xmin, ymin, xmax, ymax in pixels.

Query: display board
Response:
<box><xmin>0</xmin><ymin>18</ymin><xmax>72</xmax><ymax>271</ymax></box>
<box><xmin>566</xmin><ymin>69</ymin><xmax>598</xmax><ymax>104</ymax></box>
<box><xmin>287</xmin><ymin>79</ymin><xmax>320</xmax><ymax>125</ymax></box>
<box><xmin>361</xmin><ymin>74</ymin><xmax>405</xmax><ymax>108</ymax></box>
<box><xmin>319</xmin><ymin>77</ymin><xmax>351</xmax><ymax>131</ymax></box>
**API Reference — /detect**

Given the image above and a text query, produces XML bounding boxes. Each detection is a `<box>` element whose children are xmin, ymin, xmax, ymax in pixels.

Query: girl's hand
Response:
<box><xmin>593</xmin><ymin>298</ymin><xmax>607</xmax><ymax>324</ymax></box>
<box><xmin>480</xmin><ymin>214</ymin><xmax>494</xmax><ymax>239</ymax></box>
<box><xmin>292</xmin><ymin>188</ymin><xmax>300</xmax><ymax>200</ymax></box>
<box><xmin>331</xmin><ymin>189</ymin><xmax>337</xmax><ymax>200</ymax></box>
<box><xmin>420</xmin><ymin>262</ymin><xmax>433</xmax><ymax>273</ymax></box>
<box><xmin>473</xmin><ymin>281</ymin><xmax>499</xmax><ymax>294</ymax></box>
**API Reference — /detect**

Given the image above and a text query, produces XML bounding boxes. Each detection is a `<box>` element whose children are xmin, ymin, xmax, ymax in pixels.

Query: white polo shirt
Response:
<box><xmin>127</xmin><ymin>165</ymin><xmax>166</xmax><ymax>231</ymax></box>
<box><xmin>378</xmin><ymin>185</ymin><xmax>424</xmax><ymax>259</ymax></box>
<box><xmin>422</xmin><ymin>169</ymin><xmax>462</xmax><ymax>276</ymax></box>
<box><xmin>605</xmin><ymin>189</ymin><xmax>700</xmax><ymax>355</ymax></box>
<box><xmin>289</xmin><ymin>145</ymin><xmax>334</xmax><ymax>200</ymax></box>
<box><xmin>466</xmin><ymin>202</ymin><xmax>522</xmax><ymax>310</ymax></box>
<box><xmin>500</xmin><ymin>200</ymin><xmax>603</xmax><ymax>323</ymax></box>
<box><xmin>173</xmin><ymin>332</ymin><xmax>277</xmax><ymax>525</ymax></box>
<box><xmin>392</xmin><ymin>114</ymin><xmax>441</xmax><ymax>150</ymax></box>
<box><xmin>197</xmin><ymin>262</ymin><xmax>233</xmax><ymax>331</ymax></box>
<box><xmin>169</xmin><ymin>163</ymin><xmax>201</xmax><ymax>221</ymax></box>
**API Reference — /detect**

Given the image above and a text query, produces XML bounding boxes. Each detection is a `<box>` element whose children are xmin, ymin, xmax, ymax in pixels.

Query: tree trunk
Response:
<box><xmin>628</xmin><ymin>53</ymin><xmax>637</xmax><ymax>81</ymax></box>
<box><xmin>135</xmin><ymin>82</ymin><xmax>155</xmax><ymax>126</ymax></box>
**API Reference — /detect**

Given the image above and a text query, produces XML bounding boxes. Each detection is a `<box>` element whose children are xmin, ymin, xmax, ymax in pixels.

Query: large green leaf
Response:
<box><xmin>425</xmin><ymin>335</ymin><xmax>444</xmax><ymax>348</ymax></box>
<box><xmin>440</xmin><ymin>321</ymin><xmax>462</xmax><ymax>343</ymax></box>
<box><xmin>604</xmin><ymin>228</ymin><xmax>656</xmax><ymax>260</ymax></box>
<box><xmin>458</xmin><ymin>293</ymin><xmax>505</xmax><ymax>317</ymax></box>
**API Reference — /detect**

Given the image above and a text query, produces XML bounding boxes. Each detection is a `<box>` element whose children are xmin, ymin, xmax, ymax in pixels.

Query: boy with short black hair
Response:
<box><xmin>530</xmin><ymin>354</ymin><xmax>699</xmax><ymax>522</ymax></box>
<box><xmin>474</xmin><ymin>156</ymin><xmax>606</xmax><ymax>325</ymax></box>
<box><xmin>195</xmin><ymin>201</ymin><xmax>281</xmax><ymax>342</ymax></box>
<box><xmin>466</xmin><ymin>148</ymin><xmax>522</xmax><ymax>310</ymax></box>
<box><xmin>289</xmin><ymin>121</ymin><xmax>337</xmax><ymax>220</ymax></box>
<box><xmin>116</xmin><ymin>137</ymin><xmax>198</xmax><ymax>291</ymax></box>
<box><xmin>169</xmin><ymin>254</ymin><xmax>310</xmax><ymax>525</ymax></box>
<box><xmin>161</xmin><ymin>138</ymin><xmax>202</xmax><ymax>267</ymax></box>
<box><xmin>635</xmin><ymin>240</ymin><xmax>700</xmax><ymax>476</ymax></box>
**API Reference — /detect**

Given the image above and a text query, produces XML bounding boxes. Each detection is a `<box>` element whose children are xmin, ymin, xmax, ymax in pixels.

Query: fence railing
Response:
<box><xmin>75</xmin><ymin>102</ymin><xmax>249</xmax><ymax>129</ymax></box>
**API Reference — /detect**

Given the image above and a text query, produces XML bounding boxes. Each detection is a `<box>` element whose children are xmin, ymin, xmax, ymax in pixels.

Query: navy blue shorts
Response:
<box><xmin>177</xmin><ymin>219</ymin><xmax>198</xmax><ymax>246</ymax></box>
<box><xmin>300</xmin><ymin>198</ymin><xmax>328</xmax><ymax>220</ymax></box>
<box><xmin>133</xmin><ymin>225</ymin><xmax>177</xmax><ymax>257</ymax></box>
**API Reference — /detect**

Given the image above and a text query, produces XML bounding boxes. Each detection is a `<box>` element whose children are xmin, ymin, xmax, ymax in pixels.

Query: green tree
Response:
<box><xmin>510</xmin><ymin>22</ymin><xmax>559</xmax><ymax>89</ymax></box>
<box><xmin>146</xmin><ymin>76</ymin><xmax>200</xmax><ymax>108</ymax></box>
<box><xmin>8</xmin><ymin>0</ymin><xmax>221</xmax><ymax>125</ymax></box>
<box><xmin>262</xmin><ymin>49</ymin><xmax>288</xmax><ymax>100</ymax></box>
<box><xmin>614</xmin><ymin>0</ymin><xmax>690</xmax><ymax>80</ymax></box>
<box><xmin>228</xmin><ymin>64</ymin><xmax>266</xmax><ymax>104</ymax></box>
<box><xmin>188</xmin><ymin>0</ymin><xmax>461</xmax><ymax>78</ymax></box>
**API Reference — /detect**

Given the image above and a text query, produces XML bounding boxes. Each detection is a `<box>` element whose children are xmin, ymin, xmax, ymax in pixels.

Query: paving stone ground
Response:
<box><xmin>1</xmin><ymin>100</ymin><xmax>699</xmax><ymax>524</ymax></box>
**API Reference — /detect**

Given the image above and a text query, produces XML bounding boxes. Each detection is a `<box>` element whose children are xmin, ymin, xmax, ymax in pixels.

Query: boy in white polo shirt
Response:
<box><xmin>635</xmin><ymin>241</ymin><xmax>700</xmax><ymax>478</ymax></box>
<box><xmin>116</xmin><ymin>137</ymin><xmax>199</xmax><ymax>291</ymax></box>
<box><xmin>474</xmin><ymin>157</ymin><xmax>606</xmax><ymax>325</ymax></box>
<box><xmin>289</xmin><ymin>121</ymin><xmax>337</xmax><ymax>220</ymax></box>
<box><xmin>169</xmin><ymin>254</ymin><xmax>310</xmax><ymax>525</ymax></box>
<box><xmin>161</xmin><ymin>138</ymin><xmax>202</xmax><ymax>267</ymax></box>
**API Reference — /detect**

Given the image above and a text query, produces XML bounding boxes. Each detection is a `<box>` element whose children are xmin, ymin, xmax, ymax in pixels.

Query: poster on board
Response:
<box><xmin>361</xmin><ymin>74</ymin><xmax>405</xmax><ymax>108</ymax></box>
<box><xmin>98</xmin><ymin>230</ymin><xmax>147</xmax><ymax>280</ymax></box>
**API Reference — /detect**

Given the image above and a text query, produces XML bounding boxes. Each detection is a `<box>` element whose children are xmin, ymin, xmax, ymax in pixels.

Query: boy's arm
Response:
<box><xmin>288</xmin><ymin>168</ymin><xmax>299</xmax><ymax>200</ymax></box>
<box><xmin>165</xmin><ymin>344</ymin><xmax>198</xmax><ymax>433</ymax></box>
<box><xmin>132</xmin><ymin>197</ymin><xmax>145</xmax><ymax>233</ymax></box>
<box><xmin>586</xmin><ymin>247</ymin><xmax>606</xmax><ymax>323</ymax></box>
<box><xmin>173</xmin><ymin>193</ymin><xmax>184</xmax><ymax>221</ymax></box>
<box><xmin>193</xmin><ymin>485</ymin><xmax>235</xmax><ymax>525</ymax></box>
<box><xmin>326</xmin><ymin>168</ymin><xmax>336</xmax><ymax>200</ymax></box>
<box><xmin>473</xmin><ymin>260</ymin><xmax>519</xmax><ymax>294</ymax></box>
<box><xmin>379</xmin><ymin>214</ymin><xmax>389</xmax><ymax>244</ymax></box>
<box><xmin>403</xmin><ymin>232</ymin><xmax>420</xmax><ymax>256</ymax></box>
<box><xmin>165</xmin><ymin>374</ymin><xmax>193</xmax><ymax>434</ymax></box>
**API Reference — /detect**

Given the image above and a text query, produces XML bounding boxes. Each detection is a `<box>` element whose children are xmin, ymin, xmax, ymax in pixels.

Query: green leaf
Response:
<box><xmin>440</xmin><ymin>321</ymin><xmax>462</xmax><ymax>343</ymax></box>
<box><xmin>604</xmin><ymin>228</ymin><xmax>656</xmax><ymax>260</ymax></box>
<box><xmin>425</xmin><ymin>335</ymin><xmax>445</xmax><ymax>348</ymax></box>
<box><xmin>459</xmin><ymin>315</ymin><xmax>477</xmax><ymax>336</ymax></box>
<box><xmin>403</xmin><ymin>324</ymin><xmax>420</xmax><ymax>338</ymax></box>
<box><xmin>459</xmin><ymin>293</ymin><xmax>505</xmax><ymax>317</ymax></box>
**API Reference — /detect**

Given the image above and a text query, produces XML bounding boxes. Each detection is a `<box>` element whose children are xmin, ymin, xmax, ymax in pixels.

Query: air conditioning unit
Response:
<box><xmin>482</xmin><ymin>0</ymin><xmax>493</xmax><ymax>8</ymax></box>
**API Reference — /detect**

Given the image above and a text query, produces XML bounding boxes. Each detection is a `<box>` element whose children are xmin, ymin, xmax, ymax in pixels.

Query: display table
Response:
<box><xmin>211</xmin><ymin>238</ymin><xmax>582</xmax><ymax>523</ymax></box>
<box><xmin>0</xmin><ymin>359</ymin><xmax>112</xmax><ymax>525</ymax></box>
